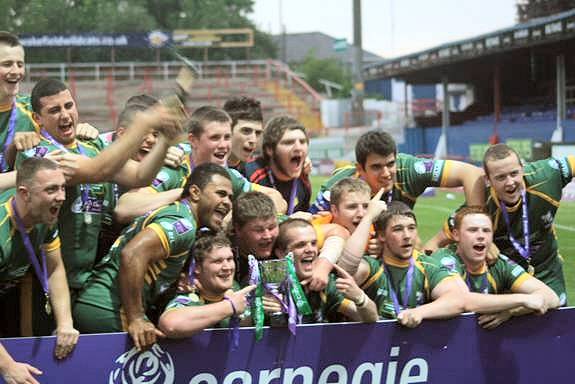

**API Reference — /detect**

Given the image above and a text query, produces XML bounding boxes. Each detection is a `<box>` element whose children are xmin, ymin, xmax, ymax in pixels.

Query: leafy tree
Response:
<box><xmin>296</xmin><ymin>51</ymin><xmax>352</xmax><ymax>98</ymax></box>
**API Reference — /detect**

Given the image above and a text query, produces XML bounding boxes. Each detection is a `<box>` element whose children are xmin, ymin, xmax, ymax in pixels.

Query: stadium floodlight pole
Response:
<box><xmin>552</xmin><ymin>54</ymin><xmax>565</xmax><ymax>143</ymax></box>
<box><xmin>434</xmin><ymin>76</ymin><xmax>449</xmax><ymax>159</ymax></box>
<box><xmin>351</xmin><ymin>0</ymin><xmax>364</xmax><ymax>127</ymax></box>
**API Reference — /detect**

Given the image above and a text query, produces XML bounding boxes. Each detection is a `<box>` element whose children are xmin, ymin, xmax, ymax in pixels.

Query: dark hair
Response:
<box><xmin>192</xmin><ymin>231</ymin><xmax>232</xmax><ymax>264</ymax></box>
<box><xmin>117</xmin><ymin>95</ymin><xmax>159</xmax><ymax>129</ymax></box>
<box><xmin>355</xmin><ymin>131</ymin><xmax>397</xmax><ymax>168</ymax></box>
<box><xmin>232</xmin><ymin>191</ymin><xmax>276</xmax><ymax>228</ymax></box>
<box><xmin>374</xmin><ymin>201</ymin><xmax>417</xmax><ymax>233</ymax></box>
<box><xmin>223</xmin><ymin>96</ymin><xmax>263</xmax><ymax>129</ymax></box>
<box><xmin>262</xmin><ymin>115</ymin><xmax>307</xmax><ymax>163</ymax></box>
<box><xmin>180</xmin><ymin>163</ymin><xmax>231</xmax><ymax>199</ymax></box>
<box><xmin>453</xmin><ymin>206</ymin><xmax>490</xmax><ymax>230</ymax></box>
<box><xmin>0</xmin><ymin>31</ymin><xmax>21</xmax><ymax>47</ymax></box>
<box><xmin>330</xmin><ymin>177</ymin><xmax>371</xmax><ymax>208</ymax></box>
<box><xmin>31</xmin><ymin>78</ymin><xmax>69</xmax><ymax>113</ymax></box>
<box><xmin>185</xmin><ymin>105</ymin><xmax>231</xmax><ymax>137</ymax></box>
<box><xmin>275</xmin><ymin>218</ymin><xmax>313</xmax><ymax>252</ymax></box>
<box><xmin>16</xmin><ymin>157</ymin><xmax>60</xmax><ymax>187</ymax></box>
<box><xmin>483</xmin><ymin>143</ymin><xmax>521</xmax><ymax>176</ymax></box>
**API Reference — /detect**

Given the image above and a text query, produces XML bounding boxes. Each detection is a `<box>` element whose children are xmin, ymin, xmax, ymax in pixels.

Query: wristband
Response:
<box><xmin>223</xmin><ymin>296</ymin><xmax>237</xmax><ymax>316</ymax></box>
<box><xmin>354</xmin><ymin>292</ymin><xmax>367</xmax><ymax>308</ymax></box>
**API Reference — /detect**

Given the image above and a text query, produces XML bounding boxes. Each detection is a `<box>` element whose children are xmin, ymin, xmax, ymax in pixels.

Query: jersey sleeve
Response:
<box><xmin>149</xmin><ymin>166</ymin><xmax>184</xmax><ymax>192</ymax></box>
<box><xmin>495</xmin><ymin>254</ymin><xmax>530</xmax><ymax>292</ymax></box>
<box><xmin>397</xmin><ymin>154</ymin><xmax>451</xmax><ymax>197</ymax></box>
<box><xmin>42</xmin><ymin>225</ymin><xmax>61</xmax><ymax>252</ymax></box>
<box><xmin>546</xmin><ymin>156</ymin><xmax>575</xmax><ymax>188</ymax></box>
<box><xmin>322</xmin><ymin>274</ymin><xmax>347</xmax><ymax>317</ymax></box>
<box><xmin>163</xmin><ymin>292</ymin><xmax>204</xmax><ymax>312</ymax></box>
<box><xmin>420</xmin><ymin>254</ymin><xmax>460</xmax><ymax>290</ymax></box>
<box><xmin>226</xmin><ymin>168</ymin><xmax>253</xmax><ymax>197</ymax></box>
<box><xmin>146</xmin><ymin>209</ymin><xmax>197</xmax><ymax>256</ymax></box>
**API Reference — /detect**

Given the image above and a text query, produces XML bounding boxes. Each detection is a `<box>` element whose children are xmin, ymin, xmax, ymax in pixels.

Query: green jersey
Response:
<box><xmin>16</xmin><ymin>136</ymin><xmax>111</xmax><ymax>289</ymax></box>
<box><xmin>147</xmin><ymin>156</ymin><xmax>254</xmax><ymax>197</ymax></box>
<box><xmin>432</xmin><ymin>246</ymin><xmax>529</xmax><ymax>294</ymax></box>
<box><xmin>163</xmin><ymin>282</ymin><xmax>241</xmax><ymax>328</ymax></box>
<box><xmin>0</xmin><ymin>96</ymin><xmax>39</xmax><ymax>172</ymax></box>
<box><xmin>310</xmin><ymin>153</ymin><xmax>453</xmax><ymax>213</ymax></box>
<box><xmin>75</xmin><ymin>200</ymin><xmax>198</xmax><ymax>317</ymax></box>
<box><xmin>303</xmin><ymin>274</ymin><xmax>348</xmax><ymax>323</ymax></box>
<box><xmin>360</xmin><ymin>251</ymin><xmax>457</xmax><ymax>319</ymax></box>
<box><xmin>0</xmin><ymin>196</ymin><xmax>60</xmax><ymax>295</ymax></box>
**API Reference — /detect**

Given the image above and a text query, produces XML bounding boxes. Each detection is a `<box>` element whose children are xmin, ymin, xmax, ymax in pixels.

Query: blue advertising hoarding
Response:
<box><xmin>2</xmin><ymin>309</ymin><xmax>575</xmax><ymax>383</ymax></box>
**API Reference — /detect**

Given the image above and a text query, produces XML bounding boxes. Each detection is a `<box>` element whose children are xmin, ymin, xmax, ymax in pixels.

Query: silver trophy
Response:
<box><xmin>259</xmin><ymin>258</ymin><xmax>289</xmax><ymax>326</ymax></box>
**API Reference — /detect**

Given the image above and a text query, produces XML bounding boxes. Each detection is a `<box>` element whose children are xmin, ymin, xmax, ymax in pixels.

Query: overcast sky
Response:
<box><xmin>251</xmin><ymin>0</ymin><xmax>518</xmax><ymax>58</ymax></box>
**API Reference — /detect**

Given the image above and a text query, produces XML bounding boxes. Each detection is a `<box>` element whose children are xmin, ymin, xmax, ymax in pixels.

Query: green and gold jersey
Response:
<box><xmin>75</xmin><ymin>200</ymin><xmax>198</xmax><ymax>313</ymax></box>
<box><xmin>163</xmin><ymin>282</ymin><xmax>241</xmax><ymax>328</ymax></box>
<box><xmin>360</xmin><ymin>251</ymin><xmax>457</xmax><ymax>319</ymax></box>
<box><xmin>0</xmin><ymin>96</ymin><xmax>39</xmax><ymax>172</ymax></box>
<box><xmin>310</xmin><ymin>153</ymin><xmax>453</xmax><ymax>213</ymax></box>
<box><xmin>445</xmin><ymin>156</ymin><xmax>575</xmax><ymax>271</ymax></box>
<box><xmin>303</xmin><ymin>274</ymin><xmax>349</xmax><ymax>323</ymax></box>
<box><xmin>16</xmin><ymin>136</ymin><xmax>110</xmax><ymax>289</ymax></box>
<box><xmin>432</xmin><ymin>246</ymin><xmax>529</xmax><ymax>294</ymax></box>
<box><xmin>147</xmin><ymin>156</ymin><xmax>255</xmax><ymax>197</ymax></box>
<box><xmin>0</xmin><ymin>196</ymin><xmax>60</xmax><ymax>294</ymax></box>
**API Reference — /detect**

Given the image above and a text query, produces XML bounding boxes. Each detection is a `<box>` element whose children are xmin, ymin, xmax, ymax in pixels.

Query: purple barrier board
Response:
<box><xmin>3</xmin><ymin>309</ymin><xmax>575</xmax><ymax>384</ymax></box>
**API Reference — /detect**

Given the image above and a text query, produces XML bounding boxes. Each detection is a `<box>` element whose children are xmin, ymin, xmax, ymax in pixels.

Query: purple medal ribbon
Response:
<box><xmin>10</xmin><ymin>198</ymin><xmax>50</xmax><ymax>308</ymax></box>
<box><xmin>384</xmin><ymin>257</ymin><xmax>415</xmax><ymax>316</ymax></box>
<box><xmin>267</xmin><ymin>168</ymin><xmax>298</xmax><ymax>215</ymax></box>
<box><xmin>0</xmin><ymin>103</ymin><xmax>18</xmax><ymax>172</ymax></box>
<box><xmin>41</xmin><ymin>129</ymin><xmax>91</xmax><ymax>216</ymax></box>
<box><xmin>465</xmin><ymin>271</ymin><xmax>489</xmax><ymax>294</ymax></box>
<box><xmin>385</xmin><ymin>190</ymin><xmax>393</xmax><ymax>204</ymax></box>
<box><xmin>499</xmin><ymin>188</ymin><xmax>530</xmax><ymax>263</ymax></box>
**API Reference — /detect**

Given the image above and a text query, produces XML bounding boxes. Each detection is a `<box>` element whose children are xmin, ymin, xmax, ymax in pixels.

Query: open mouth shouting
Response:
<box><xmin>212</xmin><ymin>205</ymin><xmax>230</xmax><ymax>228</ymax></box>
<box><xmin>212</xmin><ymin>149</ymin><xmax>228</xmax><ymax>165</ymax></box>
<box><xmin>472</xmin><ymin>243</ymin><xmax>487</xmax><ymax>256</ymax></box>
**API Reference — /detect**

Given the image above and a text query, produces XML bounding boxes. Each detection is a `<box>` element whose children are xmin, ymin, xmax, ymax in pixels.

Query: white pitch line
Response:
<box><xmin>555</xmin><ymin>223</ymin><xmax>575</xmax><ymax>232</ymax></box>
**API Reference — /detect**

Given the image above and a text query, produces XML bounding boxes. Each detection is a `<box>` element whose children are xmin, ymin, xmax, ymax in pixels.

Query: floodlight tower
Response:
<box><xmin>351</xmin><ymin>0</ymin><xmax>364</xmax><ymax>127</ymax></box>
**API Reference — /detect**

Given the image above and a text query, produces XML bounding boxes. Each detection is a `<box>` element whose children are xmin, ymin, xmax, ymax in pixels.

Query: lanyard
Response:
<box><xmin>11</xmin><ymin>198</ymin><xmax>51</xmax><ymax>314</ymax></box>
<box><xmin>499</xmin><ymin>188</ymin><xmax>530</xmax><ymax>262</ymax></box>
<box><xmin>384</xmin><ymin>257</ymin><xmax>415</xmax><ymax>315</ymax></box>
<box><xmin>0</xmin><ymin>103</ymin><xmax>18</xmax><ymax>172</ymax></box>
<box><xmin>465</xmin><ymin>270</ymin><xmax>490</xmax><ymax>294</ymax></box>
<box><xmin>267</xmin><ymin>168</ymin><xmax>298</xmax><ymax>215</ymax></box>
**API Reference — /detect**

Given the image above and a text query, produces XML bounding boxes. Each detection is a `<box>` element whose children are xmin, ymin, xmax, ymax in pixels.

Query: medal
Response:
<box><xmin>527</xmin><ymin>264</ymin><xmax>535</xmax><ymax>276</ymax></box>
<box><xmin>84</xmin><ymin>212</ymin><xmax>92</xmax><ymax>225</ymax></box>
<box><xmin>45</xmin><ymin>293</ymin><xmax>52</xmax><ymax>315</ymax></box>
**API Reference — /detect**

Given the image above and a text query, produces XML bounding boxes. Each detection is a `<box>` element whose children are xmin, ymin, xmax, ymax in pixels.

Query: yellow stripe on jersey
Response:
<box><xmin>42</xmin><ymin>236</ymin><xmax>61</xmax><ymax>252</ymax></box>
<box><xmin>361</xmin><ymin>266</ymin><xmax>383</xmax><ymax>291</ymax></box>
<box><xmin>147</xmin><ymin>223</ymin><xmax>171</xmax><ymax>255</ymax></box>
<box><xmin>393</xmin><ymin>184</ymin><xmax>417</xmax><ymax>203</ymax></box>
<box><xmin>439</xmin><ymin>160</ymin><xmax>453</xmax><ymax>187</ymax></box>
<box><xmin>527</xmin><ymin>188</ymin><xmax>560</xmax><ymax>208</ymax></box>
<box><xmin>145</xmin><ymin>186</ymin><xmax>159</xmax><ymax>194</ymax></box>
<box><xmin>567</xmin><ymin>155</ymin><xmax>575</xmax><ymax>175</ymax></box>
<box><xmin>486</xmin><ymin>272</ymin><xmax>498</xmax><ymax>293</ymax></box>
<box><xmin>510</xmin><ymin>273</ymin><xmax>530</xmax><ymax>292</ymax></box>
<box><xmin>338</xmin><ymin>298</ymin><xmax>353</xmax><ymax>316</ymax></box>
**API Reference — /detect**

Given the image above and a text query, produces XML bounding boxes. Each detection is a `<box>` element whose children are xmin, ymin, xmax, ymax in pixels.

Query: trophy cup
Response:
<box><xmin>259</xmin><ymin>259</ymin><xmax>289</xmax><ymax>327</ymax></box>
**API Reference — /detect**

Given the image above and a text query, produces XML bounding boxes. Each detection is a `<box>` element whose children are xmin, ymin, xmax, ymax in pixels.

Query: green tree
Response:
<box><xmin>296</xmin><ymin>51</ymin><xmax>352</xmax><ymax>98</ymax></box>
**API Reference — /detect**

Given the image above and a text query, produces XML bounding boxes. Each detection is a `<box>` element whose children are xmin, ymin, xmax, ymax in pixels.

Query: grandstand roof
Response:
<box><xmin>364</xmin><ymin>8</ymin><xmax>575</xmax><ymax>83</ymax></box>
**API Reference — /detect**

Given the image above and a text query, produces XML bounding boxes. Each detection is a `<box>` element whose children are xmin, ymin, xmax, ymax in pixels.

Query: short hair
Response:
<box><xmin>117</xmin><ymin>95</ymin><xmax>159</xmax><ymax>129</ymax></box>
<box><xmin>374</xmin><ymin>201</ymin><xmax>417</xmax><ymax>233</ymax></box>
<box><xmin>192</xmin><ymin>231</ymin><xmax>232</xmax><ymax>265</ymax></box>
<box><xmin>223</xmin><ymin>96</ymin><xmax>263</xmax><ymax>129</ymax></box>
<box><xmin>180</xmin><ymin>163</ymin><xmax>231</xmax><ymax>199</ymax></box>
<box><xmin>16</xmin><ymin>157</ymin><xmax>59</xmax><ymax>187</ymax></box>
<box><xmin>453</xmin><ymin>206</ymin><xmax>491</xmax><ymax>230</ymax></box>
<box><xmin>185</xmin><ymin>105</ymin><xmax>231</xmax><ymax>137</ymax></box>
<box><xmin>483</xmin><ymin>143</ymin><xmax>521</xmax><ymax>176</ymax></box>
<box><xmin>355</xmin><ymin>131</ymin><xmax>397</xmax><ymax>168</ymax></box>
<box><xmin>330</xmin><ymin>177</ymin><xmax>371</xmax><ymax>208</ymax></box>
<box><xmin>31</xmin><ymin>78</ymin><xmax>69</xmax><ymax>113</ymax></box>
<box><xmin>262</xmin><ymin>115</ymin><xmax>307</xmax><ymax>163</ymax></box>
<box><xmin>275</xmin><ymin>218</ymin><xmax>313</xmax><ymax>252</ymax></box>
<box><xmin>232</xmin><ymin>191</ymin><xmax>276</xmax><ymax>228</ymax></box>
<box><xmin>0</xmin><ymin>31</ymin><xmax>21</xmax><ymax>47</ymax></box>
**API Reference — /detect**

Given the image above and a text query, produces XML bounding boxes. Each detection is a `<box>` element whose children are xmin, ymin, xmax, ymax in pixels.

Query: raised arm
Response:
<box><xmin>441</xmin><ymin>161</ymin><xmax>485</xmax><ymax>207</ymax></box>
<box><xmin>114</xmin><ymin>188</ymin><xmax>182</xmax><ymax>224</ymax></box>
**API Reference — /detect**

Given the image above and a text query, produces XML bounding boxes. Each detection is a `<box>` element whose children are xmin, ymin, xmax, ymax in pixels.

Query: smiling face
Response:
<box><xmin>357</xmin><ymin>152</ymin><xmax>397</xmax><ymax>194</ymax></box>
<box><xmin>236</xmin><ymin>216</ymin><xmax>279</xmax><ymax>259</ymax></box>
<box><xmin>379</xmin><ymin>215</ymin><xmax>417</xmax><ymax>261</ymax></box>
<box><xmin>485</xmin><ymin>153</ymin><xmax>525</xmax><ymax>206</ymax></box>
<box><xmin>278</xmin><ymin>224</ymin><xmax>318</xmax><ymax>281</ymax></box>
<box><xmin>196</xmin><ymin>245</ymin><xmax>235</xmax><ymax>296</ymax></box>
<box><xmin>267</xmin><ymin>128</ymin><xmax>308</xmax><ymax>181</ymax></box>
<box><xmin>331</xmin><ymin>190</ymin><xmax>370</xmax><ymax>233</ymax></box>
<box><xmin>190</xmin><ymin>121</ymin><xmax>232</xmax><ymax>166</ymax></box>
<box><xmin>231</xmin><ymin>119</ymin><xmax>263</xmax><ymax>163</ymax></box>
<box><xmin>21</xmin><ymin>168</ymin><xmax>66</xmax><ymax>226</ymax></box>
<box><xmin>195</xmin><ymin>174</ymin><xmax>233</xmax><ymax>231</ymax></box>
<box><xmin>0</xmin><ymin>44</ymin><xmax>24</xmax><ymax>104</ymax></box>
<box><xmin>34</xmin><ymin>89</ymin><xmax>78</xmax><ymax>145</ymax></box>
<box><xmin>453</xmin><ymin>213</ymin><xmax>493</xmax><ymax>267</ymax></box>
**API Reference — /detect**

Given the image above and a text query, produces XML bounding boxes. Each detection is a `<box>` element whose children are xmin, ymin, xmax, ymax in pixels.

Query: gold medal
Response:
<box><xmin>527</xmin><ymin>264</ymin><xmax>535</xmax><ymax>276</ymax></box>
<box><xmin>84</xmin><ymin>212</ymin><xmax>92</xmax><ymax>225</ymax></box>
<box><xmin>45</xmin><ymin>294</ymin><xmax>52</xmax><ymax>315</ymax></box>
